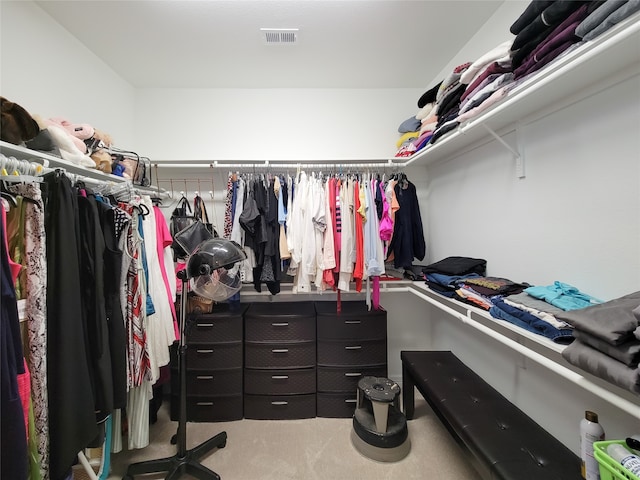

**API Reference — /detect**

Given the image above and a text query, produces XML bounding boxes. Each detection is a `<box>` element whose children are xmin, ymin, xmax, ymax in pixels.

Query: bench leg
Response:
<box><xmin>402</xmin><ymin>363</ymin><xmax>415</xmax><ymax>420</ymax></box>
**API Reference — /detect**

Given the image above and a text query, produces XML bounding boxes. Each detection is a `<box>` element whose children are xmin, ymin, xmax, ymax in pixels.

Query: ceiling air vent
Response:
<box><xmin>261</xmin><ymin>28</ymin><xmax>298</xmax><ymax>45</ymax></box>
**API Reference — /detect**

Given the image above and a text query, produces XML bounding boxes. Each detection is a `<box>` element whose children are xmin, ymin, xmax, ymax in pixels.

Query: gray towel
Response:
<box><xmin>556</xmin><ymin>291</ymin><xmax>640</xmax><ymax>345</ymax></box>
<box><xmin>573</xmin><ymin>330</ymin><xmax>640</xmax><ymax>367</ymax></box>
<box><xmin>562</xmin><ymin>340</ymin><xmax>640</xmax><ymax>394</ymax></box>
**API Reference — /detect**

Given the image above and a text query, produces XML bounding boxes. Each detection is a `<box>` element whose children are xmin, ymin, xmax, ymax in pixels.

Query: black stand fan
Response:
<box><xmin>123</xmin><ymin>270</ymin><xmax>226</xmax><ymax>480</ymax></box>
<box><xmin>124</xmin><ymin>238</ymin><xmax>247</xmax><ymax>480</ymax></box>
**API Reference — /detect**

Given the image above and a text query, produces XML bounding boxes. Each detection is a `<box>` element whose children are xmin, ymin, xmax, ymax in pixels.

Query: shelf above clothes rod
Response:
<box><xmin>1</xmin><ymin>141</ymin><xmax>170</xmax><ymax>198</ymax></box>
<box><xmin>0</xmin><ymin>140</ymin><xmax>127</xmax><ymax>184</ymax></box>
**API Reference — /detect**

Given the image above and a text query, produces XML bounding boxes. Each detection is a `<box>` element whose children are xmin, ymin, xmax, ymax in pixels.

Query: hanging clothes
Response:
<box><xmin>277</xmin><ymin>175</ymin><xmax>290</xmax><ymax>260</ymax></box>
<box><xmin>353</xmin><ymin>179</ymin><xmax>365</xmax><ymax>292</ymax></box>
<box><xmin>119</xmin><ymin>202</ymin><xmax>153</xmax><ymax>450</ymax></box>
<box><xmin>77</xmin><ymin>193</ymin><xmax>114</xmax><ymax>421</ymax></box>
<box><xmin>1</xmin><ymin>200</ymin><xmax>28</xmax><ymax>480</ymax></box>
<box><xmin>139</xmin><ymin>196</ymin><xmax>174</xmax><ymax>383</ymax></box>
<box><xmin>321</xmin><ymin>177</ymin><xmax>336</xmax><ymax>289</ymax></box>
<box><xmin>43</xmin><ymin>172</ymin><xmax>98</xmax><ymax>480</ymax></box>
<box><xmin>223</xmin><ymin>174</ymin><xmax>234</xmax><ymax>239</ymax></box>
<box><xmin>7</xmin><ymin>182</ymin><xmax>49</xmax><ymax>480</ymax></box>
<box><xmin>97</xmin><ymin>200</ymin><xmax>128</xmax><ymax>410</ymax></box>
<box><xmin>386</xmin><ymin>175</ymin><xmax>426</xmax><ymax>269</ymax></box>
<box><xmin>338</xmin><ymin>177</ymin><xmax>355</xmax><ymax>291</ymax></box>
<box><xmin>153</xmin><ymin>205</ymin><xmax>179</xmax><ymax>340</ymax></box>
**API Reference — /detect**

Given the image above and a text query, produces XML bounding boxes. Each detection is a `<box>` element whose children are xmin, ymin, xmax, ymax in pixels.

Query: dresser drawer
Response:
<box><xmin>317</xmin><ymin>365</ymin><xmax>387</xmax><ymax>393</ymax></box>
<box><xmin>317</xmin><ymin>339</ymin><xmax>386</xmax><ymax>366</ymax></box>
<box><xmin>316</xmin><ymin>313</ymin><xmax>386</xmax><ymax>341</ymax></box>
<box><xmin>244</xmin><ymin>368</ymin><xmax>316</xmax><ymax>395</ymax></box>
<box><xmin>316</xmin><ymin>392</ymin><xmax>358</xmax><ymax>418</ymax></box>
<box><xmin>245</xmin><ymin>301</ymin><xmax>315</xmax><ymax>320</ymax></box>
<box><xmin>244</xmin><ymin>393</ymin><xmax>316</xmax><ymax>420</ymax></box>
<box><xmin>245</xmin><ymin>315</ymin><xmax>315</xmax><ymax>342</ymax></box>
<box><xmin>186</xmin><ymin>341</ymin><xmax>243</xmax><ymax>370</ymax></box>
<box><xmin>315</xmin><ymin>301</ymin><xmax>385</xmax><ymax>317</ymax></box>
<box><xmin>170</xmin><ymin>393</ymin><xmax>243</xmax><ymax>422</ymax></box>
<box><xmin>187</xmin><ymin>313</ymin><xmax>243</xmax><ymax>343</ymax></box>
<box><xmin>245</xmin><ymin>341</ymin><xmax>316</xmax><ymax>369</ymax></box>
<box><xmin>172</xmin><ymin>367</ymin><xmax>243</xmax><ymax>396</ymax></box>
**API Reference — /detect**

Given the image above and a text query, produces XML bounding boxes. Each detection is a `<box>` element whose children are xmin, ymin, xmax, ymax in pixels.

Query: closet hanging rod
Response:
<box><xmin>152</xmin><ymin>160</ymin><xmax>408</xmax><ymax>170</ymax></box>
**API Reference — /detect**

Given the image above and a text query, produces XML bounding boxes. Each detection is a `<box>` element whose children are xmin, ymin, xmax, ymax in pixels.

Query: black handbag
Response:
<box><xmin>173</xmin><ymin>220</ymin><xmax>214</xmax><ymax>257</ymax></box>
<box><xmin>170</xmin><ymin>195</ymin><xmax>196</xmax><ymax>259</ymax></box>
<box><xmin>193</xmin><ymin>194</ymin><xmax>218</xmax><ymax>237</ymax></box>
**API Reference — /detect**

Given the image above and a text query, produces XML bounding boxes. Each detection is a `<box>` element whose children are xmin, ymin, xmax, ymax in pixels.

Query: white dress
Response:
<box><xmin>140</xmin><ymin>196</ymin><xmax>175</xmax><ymax>383</ymax></box>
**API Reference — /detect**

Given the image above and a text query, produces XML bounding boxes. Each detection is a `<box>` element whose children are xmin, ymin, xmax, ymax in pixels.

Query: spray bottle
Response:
<box><xmin>580</xmin><ymin>410</ymin><xmax>605</xmax><ymax>479</ymax></box>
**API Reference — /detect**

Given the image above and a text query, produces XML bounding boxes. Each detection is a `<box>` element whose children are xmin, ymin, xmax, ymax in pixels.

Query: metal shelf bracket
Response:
<box><xmin>483</xmin><ymin>123</ymin><xmax>525</xmax><ymax>179</ymax></box>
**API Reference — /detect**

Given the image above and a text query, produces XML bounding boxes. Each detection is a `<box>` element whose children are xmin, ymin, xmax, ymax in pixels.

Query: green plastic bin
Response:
<box><xmin>594</xmin><ymin>440</ymin><xmax>640</xmax><ymax>480</ymax></box>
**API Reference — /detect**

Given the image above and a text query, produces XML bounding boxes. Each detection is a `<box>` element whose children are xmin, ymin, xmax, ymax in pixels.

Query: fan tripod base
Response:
<box><xmin>123</xmin><ymin>431</ymin><xmax>227</xmax><ymax>480</ymax></box>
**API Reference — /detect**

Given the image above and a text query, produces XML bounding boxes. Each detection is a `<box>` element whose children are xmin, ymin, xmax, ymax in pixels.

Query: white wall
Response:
<box><xmin>134</xmin><ymin>87</ymin><xmax>419</xmax><ymax>162</ymax></box>
<box><xmin>429</xmin><ymin>0</ymin><xmax>527</xmax><ymax>88</ymax></box>
<box><xmin>0</xmin><ymin>1</ymin><xmax>135</xmax><ymax>147</ymax></box>
<box><xmin>410</xmin><ymin>0</ymin><xmax>640</xmax><ymax>454</ymax></box>
<box><xmin>425</xmin><ymin>72</ymin><xmax>640</xmax><ymax>302</ymax></box>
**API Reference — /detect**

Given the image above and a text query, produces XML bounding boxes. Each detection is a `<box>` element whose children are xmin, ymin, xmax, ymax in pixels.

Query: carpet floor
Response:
<box><xmin>107</xmin><ymin>396</ymin><xmax>479</xmax><ymax>480</ymax></box>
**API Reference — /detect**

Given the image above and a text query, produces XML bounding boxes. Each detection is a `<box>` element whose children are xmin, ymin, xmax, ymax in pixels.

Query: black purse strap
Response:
<box><xmin>176</xmin><ymin>195</ymin><xmax>192</xmax><ymax>215</ymax></box>
<box><xmin>194</xmin><ymin>195</ymin><xmax>209</xmax><ymax>224</ymax></box>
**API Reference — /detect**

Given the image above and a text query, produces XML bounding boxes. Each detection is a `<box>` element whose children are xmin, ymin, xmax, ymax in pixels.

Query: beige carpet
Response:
<box><xmin>108</xmin><ymin>396</ymin><xmax>479</xmax><ymax>480</ymax></box>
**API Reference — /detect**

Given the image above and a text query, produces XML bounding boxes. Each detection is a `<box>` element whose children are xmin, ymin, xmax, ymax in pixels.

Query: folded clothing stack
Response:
<box><xmin>421</xmin><ymin>256</ymin><xmax>486</xmax><ymax>297</ymax></box>
<box><xmin>456</xmin><ymin>276</ymin><xmax>529</xmax><ymax>310</ymax></box>
<box><xmin>490</xmin><ymin>291</ymin><xmax>575</xmax><ymax>344</ymax></box>
<box><xmin>557</xmin><ymin>291</ymin><xmax>640</xmax><ymax>394</ymax></box>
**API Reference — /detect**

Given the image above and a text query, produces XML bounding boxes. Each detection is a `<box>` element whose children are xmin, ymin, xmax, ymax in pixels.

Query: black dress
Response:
<box><xmin>77</xmin><ymin>194</ymin><xmax>113</xmax><ymax>420</ymax></box>
<box><xmin>98</xmin><ymin>200</ymin><xmax>128</xmax><ymax>409</ymax></box>
<box><xmin>43</xmin><ymin>173</ymin><xmax>97</xmax><ymax>480</ymax></box>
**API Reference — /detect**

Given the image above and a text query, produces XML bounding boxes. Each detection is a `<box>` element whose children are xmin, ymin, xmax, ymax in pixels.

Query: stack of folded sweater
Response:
<box><xmin>395</xmin><ymin>0</ymin><xmax>640</xmax><ymax>156</ymax></box>
<box><xmin>556</xmin><ymin>291</ymin><xmax>640</xmax><ymax>395</ymax></box>
<box><xmin>421</xmin><ymin>256</ymin><xmax>487</xmax><ymax>297</ymax></box>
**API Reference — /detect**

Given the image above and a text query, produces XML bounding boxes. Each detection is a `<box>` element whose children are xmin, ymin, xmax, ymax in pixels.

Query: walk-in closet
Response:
<box><xmin>2</xmin><ymin>1</ymin><xmax>639</xmax><ymax>480</ymax></box>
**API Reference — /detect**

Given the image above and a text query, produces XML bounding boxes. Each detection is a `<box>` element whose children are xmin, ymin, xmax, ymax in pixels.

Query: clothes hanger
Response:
<box><xmin>1</xmin><ymin>185</ymin><xmax>17</xmax><ymax>208</ymax></box>
<box><xmin>137</xmin><ymin>203</ymin><xmax>150</xmax><ymax>218</ymax></box>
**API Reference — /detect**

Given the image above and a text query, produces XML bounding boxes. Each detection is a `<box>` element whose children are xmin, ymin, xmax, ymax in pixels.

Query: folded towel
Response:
<box><xmin>573</xmin><ymin>329</ymin><xmax>640</xmax><ymax>368</ymax></box>
<box><xmin>556</xmin><ymin>291</ymin><xmax>640</xmax><ymax>345</ymax></box>
<box><xmin>562</xmin><ymin>340</ymin><xmax>640</xmax><ymax>394</ymax></box>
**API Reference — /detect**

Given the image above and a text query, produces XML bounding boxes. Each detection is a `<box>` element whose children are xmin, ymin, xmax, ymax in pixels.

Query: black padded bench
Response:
<box><xmin>401</xmin><ymin>350</ymin><xmax>582</xmax><ymax>480</ymax></box>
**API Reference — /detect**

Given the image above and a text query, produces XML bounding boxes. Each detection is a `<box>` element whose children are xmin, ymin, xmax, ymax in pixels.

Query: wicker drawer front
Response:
<box><xmin>244</xmin><ymin>368</ymin><xmax>316</xmax><ymax>395</ymax></box>
<box><xmin>186</xmin><ymin>342</ymin><xmax>243</xmax><ymax>370</ymax></box>
<box><xmin>245</xmin><ymin>315</ymin><xmax>315</xmax><ymax>342</ymax></box>
<box><xmin>244</xmin><ymin>393</ymin><xmax>316</xmax><ymax>420</ymax></box>
<box><xmin>316</xmin><ymin>365</ymin><xmax>387</xmax><ymax>393</ymax></box>
<box><xmin>316</xmin><ymin>314</ymin><xmax>386</xmax><ymax>341</ymax></box>
<box><xmin>187</xmin><ymin>314</ymin><xmax>243</xmax><ymax>343</ymax></box>
<box><xmin>316</xmin><ymin>392</ymin><xmax>358</xmax><ymax>418</ymax></box>
<box><xmin>170</xmin><ymin>394</ymin><xmax>243</xmax><ymax>422</ymax></box>
<box><xmin>317</xmin><ymin>339</ymin><xmax>386</xmax><ymax>366</ymax></box>
<box><xmin>172</xmin><ymin>368</ymin><xmax>242</xmax><ymax>396</ymax></box>
<box><xmin>245</xmin><ymin>341</ymin><xmax>316</xmax><ymax>369</ymax></box>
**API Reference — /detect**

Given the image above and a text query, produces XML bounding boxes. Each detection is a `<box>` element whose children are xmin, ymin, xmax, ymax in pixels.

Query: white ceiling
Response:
<box><xmin>35</xmin><ymin>0</ymin><xmax>504</xmax><ymax>89</ymax></box>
